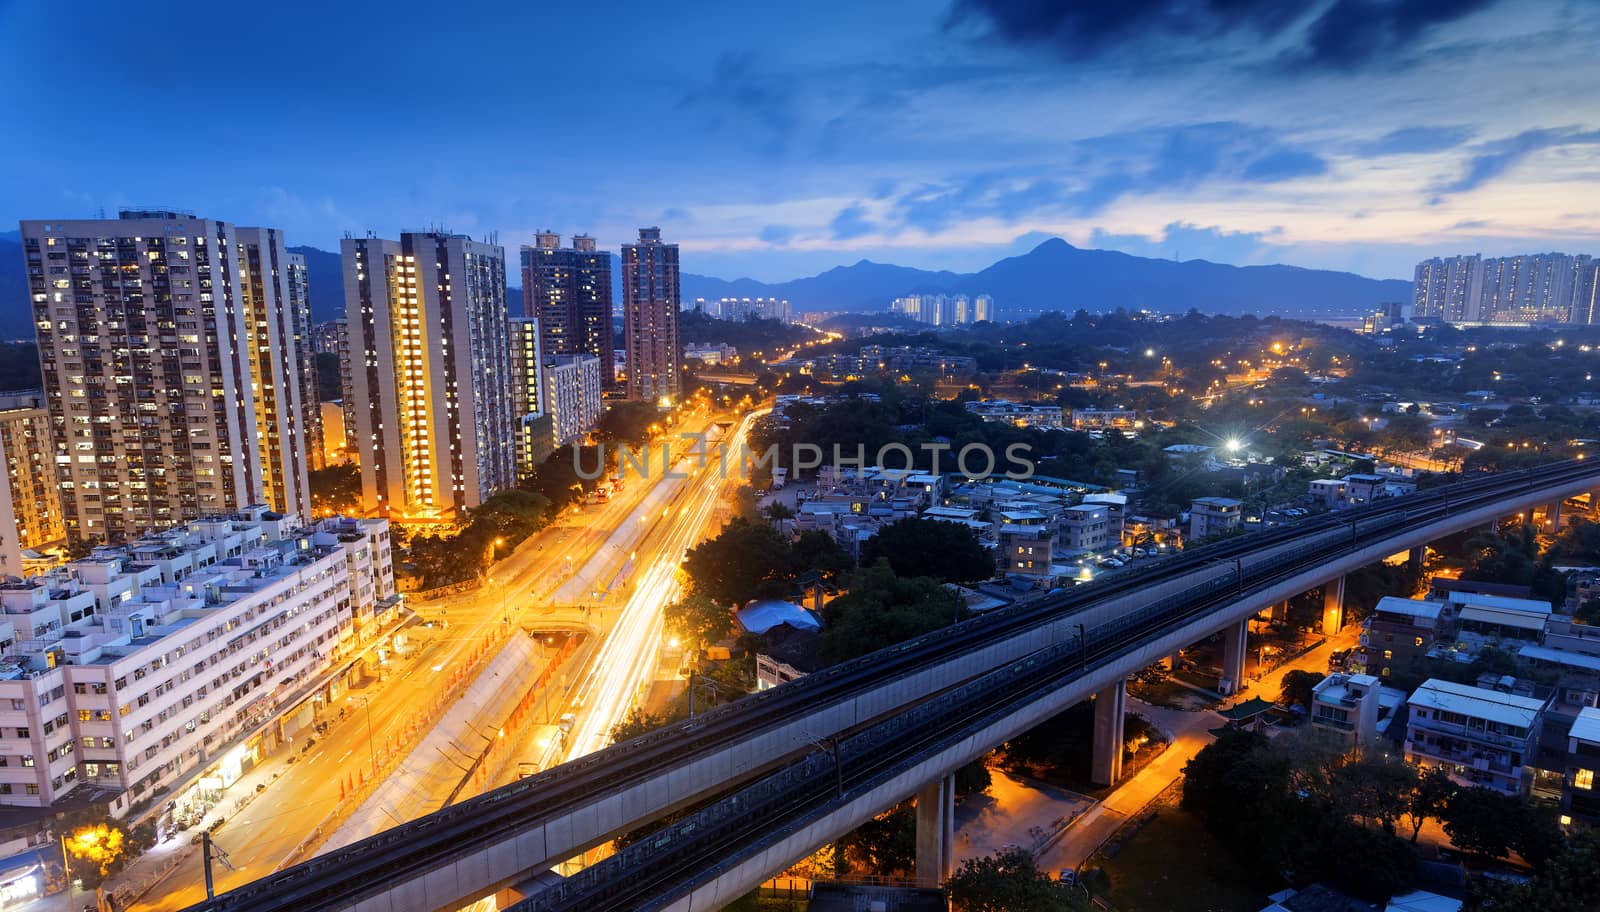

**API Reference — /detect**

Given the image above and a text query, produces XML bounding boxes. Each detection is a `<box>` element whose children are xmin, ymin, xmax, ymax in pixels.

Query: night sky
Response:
<box><xmin>2</xmin><ymin>0</ymin><xmax>1596</xmax><ymax>281</ymax></box>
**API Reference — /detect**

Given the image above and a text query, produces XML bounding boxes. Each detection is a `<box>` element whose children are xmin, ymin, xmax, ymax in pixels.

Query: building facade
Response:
<box><xmin>0</xmin><ymin>508</ymin><xmax>394</xmax><ymax>814</ymax></box>
<box><xmin>0</xmin><ymin>394</ymin><xmax>65</xmax><ymax>575</ymax></box>
<box><xmin>285</xmin><ymin>252</ymin><xmax>323</xmax><ymax>471</ymax></box>
<box><xmin>1406</xmin><ymin>678</ymin><xmax>1547</xmax><ymax>795</ymax></box>
<box><xmin>1414</xmin><ymin>253</ymin><xmax>1599</xmax><ymax>324</ymax></box>
<box><xmin>235</xmin><ymin>228</ymin><xmax>313</xmax><ymax>516</ymax></box>
<box><xmin>508</xmin><ymin>317</ymin><xmax>552</xmax><ymax>474</ymax></box>
<box><xmin>1188</xmin><ymin>497</ymin><xmax>1243</xmax><ymax>541</ymax></box>
<box><xmin>520</xmin><ymin>232</ymin><xmax>615</xmax><ymax>389</ymax></box>
<box><xmin>342</xmin><ymin>233</ymin><xmax>516</xmax><ymax>520</ymax></box>
<box><xmin>622</xmin><ymin>228</ymin><xmax>680</xmax><ymax>402</ymax></box>
<box><xmin>546</xmin><ymin>354</ymin><xmax>603</xmax><ymax>448</ymax></box>
<box><xmin>21</xmin><ymin>212</ymin><xmax>312</xmax><ymax>545</ymax></box>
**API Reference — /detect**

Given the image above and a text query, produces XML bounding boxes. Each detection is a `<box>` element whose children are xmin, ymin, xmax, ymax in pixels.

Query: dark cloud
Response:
<box><xmin>677</xmin><ymin>51</ymin><xmax>797</xmax><ymax>152</ymax></box>
<box><xmin>1438</xmin><ymin>127</ymin><xmax>1600</xmax><ymax>194</ymax></box>
<box><xmin>950</xmin><ymin>0</ymin><xmax>1505</xmax><ymax>70</ymax></box>
<box><xmin>660</xmin><ymin>207</ymin><xmax>693</xmax><ymax>223</ymax></box>
<box><xmin>759</xmin><ymin>224</ymin><xmax>795</xmax><ymax>245</ymax></box>
<box><xmin>829</xmin><ymin>205</ymin><xmax>877</xmax><ymax>240</ymax></box>
<box><xmin>1355</xmin><ymin>125</ymin><xmax>1477</xmax><ymax>156</ymax></box>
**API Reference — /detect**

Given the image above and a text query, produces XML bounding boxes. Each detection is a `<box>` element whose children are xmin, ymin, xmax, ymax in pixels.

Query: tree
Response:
<box><xmin>1476</xmin><ymin>827</ymin><xmax>1600</xmax><ymax>911</ymax></box>
<box><xmin>859</xmin><ymin>518</ymin><xmax>994</xmax><ymax>584</ymax></box>
<box><xmin>664</xmin><ymin>594</ymin><xmax>733</xmax><ymax>652</ymax></box>
<box><xmin>64</xmin><ymin>823</ymin><xmax>125</xmax><ymax>876</ymax></box>
<box><xmin>309</xmin><ymin>463</ymin><xmax>362</xmax><ymax>516</ymax></box>
<box><xmin>683</xmin><ymin>517</ymin><xmax>795</xmax><ymax>605</ymax></box>
<box><xmin>1442</xmin><ymin>786</ymin><xmax>1518</xmax><ymax>859</ymax></box>
<box><xmin>945</xmin><ymin>847</ymin><xmax>1080</xmax><ymax>912</ymax></box>
<box><xmin>838</xmin><ymin>803</ymin><xmax>916</xmax><ymax>876</ymax></box>
<box><xmin>1406</xmin><ymin>765</ymin><xmax>1455</xmax><ymax>843</ymax></box>
<box><xmin>1277</xmin><ymin>669</ymin><xmax>1321</xmax><ymax>711</ymax></box>
<box><xmin>819</xmin><ymin>562</ymin><xmax>959</xmax><ymax>664</ymax></box>
<box><xmin>1330</xmin><ymin>753</ymin><xmax>1415</xmax><ymax>835</ymax></box>
<box><xmin>595</xmin><ymin>400</ymin><xmax>661</xmax><ymax>446</ymax></box>
<box><xmin>792</xmin><ymin>529</ymin><xmax>852</xmax><ymax>582</ymax></box>
<box><xmin>763</xmin><ymin>500</ymin><xmax>795</xmax><ymax>522</ymax></box>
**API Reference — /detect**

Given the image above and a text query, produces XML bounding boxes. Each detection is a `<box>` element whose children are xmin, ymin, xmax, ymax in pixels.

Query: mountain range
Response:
<box><xmin>0</xmin><ymin>232</ymin><xmax>1409</xmax><ymax>337</ymax></box>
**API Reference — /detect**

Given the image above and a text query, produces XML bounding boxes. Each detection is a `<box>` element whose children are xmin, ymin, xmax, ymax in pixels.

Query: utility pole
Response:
<box><xmin>202</xmin><ymin>831</ymin><xmax>215</xmax><ymax>899</ymax></box>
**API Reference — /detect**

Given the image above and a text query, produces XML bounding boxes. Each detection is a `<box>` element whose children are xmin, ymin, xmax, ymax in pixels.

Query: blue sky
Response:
<box><xmin>1</xmin><ymin>0</ymin><xmax>1596</xmax><ymax>281</ymax></box>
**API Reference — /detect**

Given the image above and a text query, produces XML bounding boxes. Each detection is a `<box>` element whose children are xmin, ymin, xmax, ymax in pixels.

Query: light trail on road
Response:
<box><xmin>563</xmin><ymin>409</ymin><xmax>764</xmax><ymax>760</ymax></box>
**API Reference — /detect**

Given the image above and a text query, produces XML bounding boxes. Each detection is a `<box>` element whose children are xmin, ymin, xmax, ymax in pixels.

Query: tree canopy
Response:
<box><xmin>945</xmin><ymin>847</ymin><xmax>1081</xmax><ymax>912</ymax></box>
<box><xmin>859</xmin><ymin>518</ymin><xmax>995</xmax><ymax>584</ymax></box>
<box><xmin>819</xmin><ymin>561</ymin><xmax>961</xmax><ymax>665</ymax></box>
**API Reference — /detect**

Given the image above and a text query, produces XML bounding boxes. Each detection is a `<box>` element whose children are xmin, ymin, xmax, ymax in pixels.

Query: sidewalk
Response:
<box><xmin>1037</xmin><ymin>630</ymin><xmax>1355</xmax><ymax>875</ymax></box>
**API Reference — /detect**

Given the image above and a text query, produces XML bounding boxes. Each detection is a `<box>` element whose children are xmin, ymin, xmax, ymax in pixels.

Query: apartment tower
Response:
<box><xmin>286</xmin><ymin>251</ymin><xmax>324</xmax><ymax>470</ymax></box>
<box><xmin>622</xmin><ymin>227</ymin><xmax>680</xmax><ymax>401</ymax></box>
<box><xmin>521</xmin><ymin>232</ymin><xmax>615</xmax><ymax>388</ymax></box>
<box><xmin>20</xmin><ymin>211</ymin><xmax>310</xmax><ymax>545</ymax></box>
<box><xmin>342</xmin><ymin>232</ymin><xmax>515</xmax><ymax>520</ymax></box>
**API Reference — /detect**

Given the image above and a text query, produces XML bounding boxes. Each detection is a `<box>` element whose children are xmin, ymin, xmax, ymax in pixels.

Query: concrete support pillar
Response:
<box><xmin>915</xmin><ymin>773</ymin><xmax>956</xmax><ymax>886</ymax></box>
<box><xmin>1491</xmin><ymin>517</ymin><xmax>1500</xmax><ymax>534</ymax></box>
<box><xmin>1321</xmin><ymin>575</ymin><xmax>1346</xmax><ymax>635</ymax></box>
<box><xmin>1092</xmin><ymin>679</ymin><xmax>1127</xmax><ymax>787</ymax></box>
<box><xmin>1407</xmin><ymin>545</ymin><xmax>1425</xmax><ymax>575</ymax></box>
<box><xmin>1218</xmin><ymin>618</ymin><xmax>1249</xmax><ymax>696</ymax></box>
<box><xmin>1269</xmin><ymin>601</ymin><xmax>1288</xmax><ymax>622</ymax></box>
<box><xmin>1162</xmin><ymin>651</ymin><xmax>1181</xmax><ymax>671</ymax></box>
<box><xmin>1548</xmin><ymin>500</ymin><xmax>1563</xmax><ymax>530</ymax></box>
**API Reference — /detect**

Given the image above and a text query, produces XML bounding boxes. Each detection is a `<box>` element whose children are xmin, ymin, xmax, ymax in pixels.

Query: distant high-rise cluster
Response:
<box><xmin>623</xmin><ymin>227</ymin><xmax>681</xmax><ymax>402</ymax></box>
<box><xmin>342</xmin><ymin>232</ymin><xmax>516</xmax><ymax>521</ymax></box>
<box><xmin>890</xmin><ymin>293</ymin><xmax>993</xmax><ymax>326</ymax></box>
<box><xmin>1413</xmin><ymin>253</ymin><xmax>1599</xmax><ymax>324</ymax></box>
<box><xmin>703</xmin><ymin>296</ymin><xmax>791</xmax><ymax>323</ymax></box>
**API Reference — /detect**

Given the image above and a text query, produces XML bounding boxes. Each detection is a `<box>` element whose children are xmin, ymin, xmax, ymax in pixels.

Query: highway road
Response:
<box><xmin>561</xmin><ymin>407</ymin><xmax>764</xmax><ymax>762</ymax></box>
<box><xmin>130</xmin><ymin>408</ymin><xmax>729</xmax><ymax>911</ymax></box>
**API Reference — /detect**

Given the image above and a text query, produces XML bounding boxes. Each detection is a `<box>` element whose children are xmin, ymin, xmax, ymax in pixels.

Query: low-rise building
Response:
<box><xmin>1344</xmin><ymin>473</ymin><xmax>1388</xmax><ymax>505</ymax></box>
<box><xmin>1308</xmin><ymin>478</ymin><xmax>1346</xmax><ymax>507</ymax></box>
<box><xmin>998</xmin><ymin>524</ymin><xmax>1052</xmax><ymax>579</ymax></box>
<box><xmin>1081</xmin><ymin>492</ymin><xmax>1127</xmax><ymax>543</ymax></box>
<box><xmin>1310</xmin><ymin>672</ymin><xmax>1382</xmax><ymax>750</ymax></box>
<box><xmin>1446</xmin><ymin>592</ymin><xmax>1551</xmax><ymax>647</ymax></box>
<box><xmin>1561</xmin><ymin>707</ymin><xmax>1600</xmax><ymax>825</ymax></box>
<box><xmin>1406</xmin><ymin>678</ymin><xmax>1548</xmax><ymax>795</ymax></box>
<box><xmin>1060</xmin><ymin>504</ymin><xmax>1111</xmax><ymax>553</ymax></box>
<box><xmin>1070</xmin><ymin>408</ymin><xmax>1137</xmax><ymax>430</ymax></box>
<box><xmin>964</xmin><ymin>400</ymin><xmax>1065</xmax><ymax>429</ymax></box>
<box><xmin>0</xmin><ymin>509</ymin><xmax>396</xmax><ymax>818</ymax></box>
<box><xmin>1357</xmin><ymin>597</ymin><xmax>1446</xmax><ymax>680</ymax></box>
<box><xmin>1188</xmin><ymin>497</ymin><xmax>1243</xmax><ymax>541</ymax></box>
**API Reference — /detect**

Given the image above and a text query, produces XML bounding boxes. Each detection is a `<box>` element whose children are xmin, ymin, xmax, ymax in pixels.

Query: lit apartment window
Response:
<box><xmin>1576</xmin><ymin>769</ymin><xmax>1595</xmax><ymax>790</ymax></box>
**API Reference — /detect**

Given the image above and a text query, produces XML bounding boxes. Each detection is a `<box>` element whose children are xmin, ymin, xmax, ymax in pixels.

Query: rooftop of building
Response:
<box><xmin>1191</xmin><ymin>496</ymin><xmax>1244</xmax><ymax>508</ymax></box>
<box><xmin>1444</xmin><ymin>590</ymin><xmax>1553</xmax><ymax>617</ymax></box>
<box><xmin>1314</xmin><ymin>672</ymin><xmax>1380</xmax><ymax>707</ymax></box>
<box><xmin>1373</xmin><ymin>596</ymin><xmax>1444</xmax><ymax>621</ymax></box>
<box><xmin>1570</xmin><ymin>706</ymin><xmax>1600</xmax><ymax>744</ymax></box>
<box><xmin>1518</xmin><ymin>643</ymin><xmax>1600</xmax><ymax>674</ymax></box>
<box><xmin>1410</xmin><ymin>678</ymin><xmax>1547</xmax><ymax>729</ymax></box>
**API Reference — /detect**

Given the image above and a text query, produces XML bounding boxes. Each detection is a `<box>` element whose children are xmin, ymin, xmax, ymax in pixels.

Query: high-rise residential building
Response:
<box><xmin>521</xmin><ymin>232</ymin><xmax>615</xmax><ymax>389</ymax></box>
<box><xmin>1576</xmin><ymin>257</ymin><xmax>1600</xmax><ymax>325</ymax></box>
<box><xmin>236</xmin><ymin>228</ymin><xmax>313</xmax><ymax>513</ymax></box>
<box><xmin>622</xmin><ymin>227</ymin><xmax>681</xmax><ymax>402</ymax></box>
<box><xmin>1413</xmin><ymin>253</ymin><xmax>1598</xmax><ymax>324</ymax></box>
<box><xmin>342</xmin><ymin>232</ymin><xmax>516</xmax><ymax>521</ymax></box>
<box><xmin>546</xmin><ymin>354</ymin><xmax>603</xmax><ymax>447</ymax></box>
<box><xmin>974</xmin><ymin>294</ymin><xmax>994</xmax><ymax>323</ymax></box>
<box><xmin>286</xmin><ymin>252</ymin><xmax>323</xmax><ymax>471</ymax></box>
<box><xmin>0</xmin><ymin>392</ymin><xmax>64</xmax><ymax>575</ymax></box>
<box><xmin>327</xmin><ymin>318</ymin><xmax>358</xmax><ymax>465</ymax></box>
<box><xmin>716</xmin><ymin>297</ymin><xmax>791</xmax><ymax>323</ymax></box>
<box><xmin>508</xmin><ymin>317</ymin><xmax>554</xmax><ymax>473</ymax></box>
<box><xmin>20</xmin><ymin>212</ymin><xmax>311</xmax><ymax>546</ymax></box>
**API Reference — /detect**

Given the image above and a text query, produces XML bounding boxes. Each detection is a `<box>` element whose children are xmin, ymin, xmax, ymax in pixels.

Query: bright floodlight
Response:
<box><xmin>1224</xmin><ymin>438</ymin><xmax>1242</xmax><ymax>453</ymax></box>
<box><xmin>1144</xmin><ymin>348</ymin><xmax>1155</xmax><ymax>357</ymax></box>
